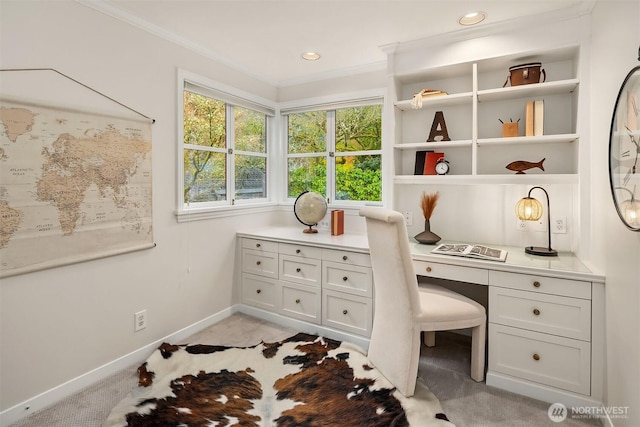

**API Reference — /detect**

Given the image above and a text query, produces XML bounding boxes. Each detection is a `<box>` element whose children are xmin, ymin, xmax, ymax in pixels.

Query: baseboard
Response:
<box><xmin>0</xmin><ymin>307</ymin><xmax>234</xmax><ymax>427</ymax></box>
<box><xmin>234</xmin><ymin>304</ymin><xmax>371</xmax><ymax>352</ymax></box>
<box><xmin>486</xmin><ymin>372</ymin><xmax>607</xmax><ymax>425</ymax></box>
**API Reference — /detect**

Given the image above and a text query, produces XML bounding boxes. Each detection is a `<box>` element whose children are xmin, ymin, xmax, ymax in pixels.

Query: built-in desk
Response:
<box><xmin>235</xmin><ymin>227</ymin><xmax>605</xmax><ymax>409</ymax></box>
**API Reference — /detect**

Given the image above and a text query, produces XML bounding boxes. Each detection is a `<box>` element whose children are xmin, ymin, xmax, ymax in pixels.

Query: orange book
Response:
<box><xmin>525</xmin><ymin>101</ymin><xmax>534</xmax><ymax>136</ymax></box>
<box><xmin>423</xmin><ymin>152</ymin><xmax>444</xmax><ymax>175</ymax></box>
<box><xmin>331</xmin><ymin>210</ymin><xmax>344</xmax><ymax>236</ymax></box>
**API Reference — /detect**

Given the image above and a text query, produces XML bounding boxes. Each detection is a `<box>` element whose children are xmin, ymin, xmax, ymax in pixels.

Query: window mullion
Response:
<box><xmin>326</xmin><ymin>111</ymin><xmax>336</xmax><ymax>204</ymax></box>
<box><xmin>227</xmin><ymin>104</ymin><xmax>235</xmax><ymax>205</ymax></box>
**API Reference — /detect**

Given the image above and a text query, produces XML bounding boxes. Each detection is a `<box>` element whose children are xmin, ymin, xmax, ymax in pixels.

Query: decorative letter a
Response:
<box><xmin>427</xmin><ymin>111</ymin><xmax>451</xmax><ymax>142</ymax></box>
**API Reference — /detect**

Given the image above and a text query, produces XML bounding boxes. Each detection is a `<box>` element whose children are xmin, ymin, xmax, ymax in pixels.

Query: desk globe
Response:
<box><xmin>293</xmin><ymin>191</ymin><xmax>327</xmax><ymax>233</ymax></box>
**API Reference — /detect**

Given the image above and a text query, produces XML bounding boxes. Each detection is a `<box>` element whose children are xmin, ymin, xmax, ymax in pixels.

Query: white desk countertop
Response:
<box><xmin>237</xmin><ymin>227</ymin><xmax>605</xmax><ymax>284</ymax></box>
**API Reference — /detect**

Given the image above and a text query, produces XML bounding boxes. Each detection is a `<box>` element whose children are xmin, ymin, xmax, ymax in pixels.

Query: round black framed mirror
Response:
<box><xmin>609</xmin><ymin>65</ymin><xmax>640</xmax><ymax>231</ymax></box>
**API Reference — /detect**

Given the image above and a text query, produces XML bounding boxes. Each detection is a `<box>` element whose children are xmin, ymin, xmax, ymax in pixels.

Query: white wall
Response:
<box><xmin>0</xmin><ymin>0</ymin><xmax>285</xmax><ymax>416</ymax></box>
<box><xmin>3</xmin><ymin>1</ymin><xmax>640</xmax><ymax>426</ymax></box>
<box><xmin>589</xmin><ymin>2</ymin><xmax>640</xmax><ymax>426</ymax></box>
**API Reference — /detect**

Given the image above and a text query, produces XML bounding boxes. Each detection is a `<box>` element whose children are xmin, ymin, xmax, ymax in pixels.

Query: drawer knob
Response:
<box><xmin>343</xmin><ymin>309</ymin><xmax>348</xmax><ymax>315</ymax></box>
<box><xmin>256</xmin><ymin>261</ymin><xmax>261</xmax><ymax>266</ymax></box>
<box><xmin>295</xmin><ymin>299</ymin><xmax>301</xmax><ymax>304</ymax></box>
<box><xmin>343</xmin><ymin>255</ymin><xmax>348</xmax><ymax>261</ymax></box>
<box><xmin>343</xmin><ymin>276</ymin><xmax>348</xmax><ymax>281</ymax></box>
<box><xmin>296</xmin><ymin>268</ymin><xmax>301</xmax><ymax>273</ymax></box>
<box><xmin>296</xmin><ymin>249</ymin><xmax>301</xmax><ymax>254</ymax></box>
<box><xmin>533</xmin><ymin>353</ymin><xmax>541</xmax><ymax>361</ymax></box>
<box><xmin>533</xmin><ymin>308</ymin><xmax>541</xmax><ymax>316</ymax></box>
<box><xmin>256</xmin><ymin>243</ymin><xmax>261</xmax><ymax>248</ymax></box>
<box><xmin>256</xmin><ymin>289</ymin><xmax>261</xmax><ymax>294</ymax></box>
<box><xmin>533</xmin><ymin>281</ymin><xmax>541</xmax><ymax>288</ymax></box>
<box><xmin>426</xmin><ymin>266</ymin><xmax>432</xmax><ymax>273</ymax></box>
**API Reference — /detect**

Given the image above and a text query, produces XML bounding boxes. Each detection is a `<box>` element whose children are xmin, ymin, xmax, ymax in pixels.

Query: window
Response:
<box><xmin>285</xmin><ymin>102</ymin><xmax>382</xmax><ymax>204</ymax></box>
<box><xmin>179</xmin><ymin>72</ymin><xmax>274</xmax><ymax>215</ymax></box>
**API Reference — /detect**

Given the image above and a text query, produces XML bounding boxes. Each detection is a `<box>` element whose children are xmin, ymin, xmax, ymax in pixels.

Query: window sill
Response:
<box><xmin>175</xmin><ymin>202</ymin><xmax>280</xmax><ymax>223</ymax></box>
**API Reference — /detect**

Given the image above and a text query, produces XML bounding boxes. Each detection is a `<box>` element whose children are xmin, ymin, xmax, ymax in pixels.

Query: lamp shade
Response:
<box><xmin>620</xmin><ymin>198</ymin><xmax>640</xmax><ymax>228</ymax></box>
<box><xmin>515</xmin><ymin>197</ymin><xmax>543</xmax><ymax>221</ymax></box>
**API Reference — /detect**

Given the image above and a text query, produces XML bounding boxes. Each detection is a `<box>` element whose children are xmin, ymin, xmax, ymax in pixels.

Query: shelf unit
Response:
<box><xmin>391</xmin><ymin>47</ymin><xmax>581</xmax><ymax>184</ymax></box>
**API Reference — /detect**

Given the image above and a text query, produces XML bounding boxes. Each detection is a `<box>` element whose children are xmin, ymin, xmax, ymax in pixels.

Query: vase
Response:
<box><xmin>414</xmin><ymin>219</ymin><xmax>441</xmax><ymax>244</ymax></box>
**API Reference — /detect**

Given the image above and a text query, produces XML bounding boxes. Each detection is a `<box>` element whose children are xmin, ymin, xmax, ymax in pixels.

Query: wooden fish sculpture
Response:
<box><xmin>506</xmin><ymin>158</ymin><xmax>545</xmax><ymax>174</ymax></box>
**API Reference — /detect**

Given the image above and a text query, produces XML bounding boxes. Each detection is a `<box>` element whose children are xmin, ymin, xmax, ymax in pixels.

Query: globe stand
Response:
<box><xmin>303</xmin><ymin>225</ymin><xmax>318</xmax><ymax>234</ymax></box>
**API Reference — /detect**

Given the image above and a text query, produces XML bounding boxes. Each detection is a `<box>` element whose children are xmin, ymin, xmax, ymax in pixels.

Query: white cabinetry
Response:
<box><xmin>488</xmin><ymin>271</ymin><xmax>593</xmax><ymax>397</ymax></box>
<box><xmin>391</xmin><ymin>46</ymin><xmax>580</xmax><ymax>184</ymax></box>
<box><xmin>239</xmin><ymin>235</ymin><xmax>373</xmax><ymax>338</ymax></box>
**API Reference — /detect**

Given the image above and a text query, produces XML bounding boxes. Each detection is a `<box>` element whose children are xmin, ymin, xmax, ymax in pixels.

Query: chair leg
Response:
<box><xmin>423</xmin><ymin>331</ymin><xmax>436</xmax><ymax>347</ymax></box>
<box><xmin>470</xmin><ymin>322</ymin><xmax>486</xmax><ymax>382</ymax></box>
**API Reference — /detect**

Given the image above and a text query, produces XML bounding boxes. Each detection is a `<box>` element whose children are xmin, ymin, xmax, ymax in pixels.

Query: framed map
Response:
<box><xmin>0</xmin><ymin>97</ymin><xmax>153</xmax><ymax>277</ymax></box>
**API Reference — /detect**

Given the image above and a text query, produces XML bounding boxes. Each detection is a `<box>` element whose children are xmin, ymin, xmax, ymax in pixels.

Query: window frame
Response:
<box><xmin>176</xmin><ymin>69</ymin><xmax>277</xmax><ymax>222</ymax></box>
<box><xmin>281</xmin><ymin>93</ymin><xmax>384</xmax><ymax>208</ymax></box>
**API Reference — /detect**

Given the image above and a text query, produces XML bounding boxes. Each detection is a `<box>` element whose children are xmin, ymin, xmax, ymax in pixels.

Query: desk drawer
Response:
<box><xmin>280</xmin><ymin>254</ymin><xmax>321</xmax><ymax>287</ymax></box>
<box><xmin>242</xmin><ymin>249</ymin><xmax>278</xmax><ymax>278</ymax></box>
<box><xmin>281</xmin><ymin>283</ymin><xmax>321</xmax><ymax>323</ymax></box>
<box><xmin>322</xmin><ymin>290</ymin><xmax>372</xmax><ymax>337</ymax></box>
<box><xmin>489</xmin><ymin>324</ymin><xmax>590</xmax><ymax>395</ymax></box>
<box><xmin>323</xmin><ymin>261</ymin><xmax>373</xmax><ymax>297</ymax></box>
<box><xmin>489</xmin><ymin>271</ymin><xmax>591</xmax><ymax>299</ymax></box>
<box><xmin>242</xmin><ymin>238</ymin><xmax>278</xmax><ymax>253</ymax></box>
<box><xmin>322</xmin><ymin>249</ymin><xmax>371</xmax><ymax>267</ymax></box>
<box><xmin>242</xmin><ymin>274</ymin><xmax>279</xmax><ymax>311</ymax></box>
<box><xmin>279</xmin><ymin>243</ymin><xmax>323</xmax><ymax>259</ymax></box>
<box><xmin>413</xmin><ymin>260</ymin><xmax>488</xmax><ymax>285</ymax></box>
<box><xmin>489</xmin><ymin>287</ymin><xmax>591</xmax><ymax>341</ymax></box>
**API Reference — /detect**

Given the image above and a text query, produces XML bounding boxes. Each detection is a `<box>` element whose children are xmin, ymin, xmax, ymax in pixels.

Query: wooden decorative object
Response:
<box><xmin>427</xmin><ymin>111</ymin><xmax>451</xmax><ymax>142</ymax></box>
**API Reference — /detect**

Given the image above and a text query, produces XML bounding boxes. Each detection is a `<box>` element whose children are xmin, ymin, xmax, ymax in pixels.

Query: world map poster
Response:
<box><xmin>0</xmin><ymin>98</ymin><xmax>153</xmax><ymax>278</ymax></box>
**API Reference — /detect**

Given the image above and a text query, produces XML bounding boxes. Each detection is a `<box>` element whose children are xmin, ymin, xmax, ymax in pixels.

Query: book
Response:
<box><xmin>525</xmin><ymin>100</ymin><xmax>534</xmax><ymax>136</ymax></box>
<box><xmin>423</xmin><ymin>152</ymin><xmax>444</xmax><ymax>175</ymax></box>
<box><xmin>414</xmin><ymin>150</ymin><xmax>433</xmax><ymax>175</ymax></box>
<box><xmin>431</xmin><ymin>243</ymin><xmax>508</xmax><ymax>262</ymax></box>
<box><xmin>534</xmin><ymin>100</ymin><xmax>544</xmax><ymax>136</ymax></box>
<box><xmin>331</xmin><ymin>210</ymin><xmax>344</xmax><ymax>236</ymax></box>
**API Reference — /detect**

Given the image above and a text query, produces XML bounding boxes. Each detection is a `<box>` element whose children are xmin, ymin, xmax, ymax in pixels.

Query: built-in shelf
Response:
<box><xmin>477</xmin><ymin>134</ymin><xmax>579</xmax><ymax>146</ymax></box>
<box><xmin>477</xmin><ymin>79</ymin><xmax>579</xmax><ymax>102</ymax></box>
<box><xmin>393</xmin><ymin>174</ymin><xmax>579</xmax><ymax>185</ymax></box>
<box><xmin>393</xmin><ymin>140</ymin><xmax>473</xmax><ymax>149</ymax></box>
<box><xmin>394</xmin><ymin>91</ymin><xmax>473</xmax><ymax>111</ymax></box>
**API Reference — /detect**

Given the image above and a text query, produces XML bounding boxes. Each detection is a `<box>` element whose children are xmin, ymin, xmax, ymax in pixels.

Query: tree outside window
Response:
<box><xmin>183</xmin><ymin>90</ymin><xmax>267</xmax><ymax>206</ymax></box>
<box><xmin>287</xmin><ymin>104</ymin><xmax>382</xmax><ymax>203</ymax></box>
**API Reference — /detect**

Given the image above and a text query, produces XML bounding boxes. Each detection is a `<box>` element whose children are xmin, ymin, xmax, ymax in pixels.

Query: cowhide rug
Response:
<box><xmin>102</xmin><ymin>332</ymin><xmax>454</xmax><ymax>427</ymax></box>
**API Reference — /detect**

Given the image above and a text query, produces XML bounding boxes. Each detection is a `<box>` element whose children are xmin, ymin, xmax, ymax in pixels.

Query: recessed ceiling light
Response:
<box><xmin>302</xmin><ymin>52</ymin><xmax>321</xmax><ymax>61</ymax></box>
<box><xmin>459</xmin><ymin>11</ymin><xmax>486</xmax><ymax>26</ymax></box>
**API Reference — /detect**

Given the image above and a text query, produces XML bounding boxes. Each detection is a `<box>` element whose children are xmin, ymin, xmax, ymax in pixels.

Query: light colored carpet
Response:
<box><xmin>10</xmin><ymin>313</ymin><xmax>602</xmax><ymax>427</ymax></box>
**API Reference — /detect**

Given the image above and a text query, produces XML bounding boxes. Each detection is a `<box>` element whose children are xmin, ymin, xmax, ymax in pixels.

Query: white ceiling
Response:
<box><xmin>79</xmin><ymin>0</ymin><xmax>595</xmax><ymax>87</ymax></box>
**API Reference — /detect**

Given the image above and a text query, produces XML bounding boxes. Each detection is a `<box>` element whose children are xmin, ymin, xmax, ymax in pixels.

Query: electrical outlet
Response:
<box><xmin>134</xmin><ymin>310</ymin><xmax>147</xmax><ymax>332</ymax></box>
<box><xmin>552</xmin><ymin>217</ymin><xmax>567</xmax><ymax>234</ymax></box>
<box><xmin>318</xmin><ymin>219</ymin><xmax>330</xmax><ymax>229</ymax></box>
<box><xmin>516</xmin><ymin>219</ymin><xmax>529</xmax><ymax>231</ymax></box>
<box><xmin>402</xmin><ymin>211</ymin><xmax>413</xmax><ymax>226</ymax></box>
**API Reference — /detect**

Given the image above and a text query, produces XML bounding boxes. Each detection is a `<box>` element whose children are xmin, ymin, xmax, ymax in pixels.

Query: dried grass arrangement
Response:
<box><xmin>420</xmin><ymin>191</ymin><xmax>440</xmax><ymax>220</ymax></box>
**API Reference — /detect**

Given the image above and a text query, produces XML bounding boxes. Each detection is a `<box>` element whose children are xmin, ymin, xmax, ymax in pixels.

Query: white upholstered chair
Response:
<box><xmin>359</xmin><ymin>207</ymin><xmax>486</xmax><ymax>397</ymax></box>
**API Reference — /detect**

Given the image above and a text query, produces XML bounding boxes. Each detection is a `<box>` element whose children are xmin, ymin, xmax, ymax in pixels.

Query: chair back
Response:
<box><xmin>359</xmin><ymin>208</ymin><xmax>423</xmax><ymax>395</ymax></box>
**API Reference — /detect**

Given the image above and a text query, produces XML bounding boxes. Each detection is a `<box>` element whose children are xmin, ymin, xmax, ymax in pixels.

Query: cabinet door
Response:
<box><xmin>489</xmin><ymin>324</ymin><xmax>590</xmax><ymax>395</ymax></box>
<box><xmin>280</xmin><ymin>254</ymin><xmax>321</xmax><ymax>287</ymax></box>
<box><xmin>489</xmin><ymin>287</ymin><xmax>591</xmax><ymax>341</ymax></box>
<box><xmin>281</xmin><ymin>283</ymin><xmax>321</xmax><ymax>324</ymax></box>
<box><xmin>323</xmin><ymin>261</ymin><xmax>372</xmax><ymax>297</ymax></box>
<box><xmin>242</xmin><ymin>249</ymin><xmax>278</xmax><ymax>278</ymax></box>
<box><xmin>322</xmin><ymin>290</ymin><xmax>372</xmax><ymax>337</ymax></box>
<box><xmin>242</xmin><ymin>274</ymin><xmax>279</xmax><ymax>311</ymax></box>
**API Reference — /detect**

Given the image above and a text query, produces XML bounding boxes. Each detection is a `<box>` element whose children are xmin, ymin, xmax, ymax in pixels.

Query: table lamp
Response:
<box><xmin>515</xmin><ymin>186</ymin><xmax>558</xmax><ymax>256</ymax></box>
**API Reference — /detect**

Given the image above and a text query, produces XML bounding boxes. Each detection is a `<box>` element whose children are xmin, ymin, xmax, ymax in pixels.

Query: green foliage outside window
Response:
<box><xmin>288</xmin><ymin>104</ymin><xmax>382</xmax><ymax>202</ymax></box>
<box><xmin>183</xmin><ymin>91</ymin><xmax>267</xmax><ymax>204</ymax></box>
